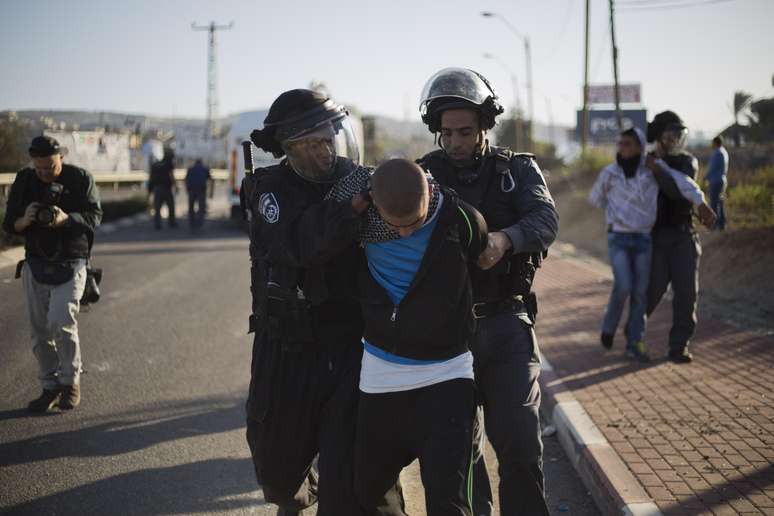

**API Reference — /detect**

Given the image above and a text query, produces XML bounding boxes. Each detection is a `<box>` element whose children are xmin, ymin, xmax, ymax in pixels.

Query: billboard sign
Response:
<box><xmin>576</xmin><ymin>109</ymin><xmax>647</xmax><ymax>143</ymax></box>
<box><xmin>587</xmin><ymin>84</ymin><xmax>641</xmax><ymax>105</ymax></box>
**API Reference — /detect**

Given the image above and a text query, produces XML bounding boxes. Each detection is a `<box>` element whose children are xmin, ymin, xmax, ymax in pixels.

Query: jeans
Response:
<box><xmin>602</xmin><ymin>232</ymin><xmax>652</xmax><ymax>347</ymax></box>
<box><xmin>709</xmin><ymin>179</ymin><xmax>726</xmax><ymax>230</ymax></box>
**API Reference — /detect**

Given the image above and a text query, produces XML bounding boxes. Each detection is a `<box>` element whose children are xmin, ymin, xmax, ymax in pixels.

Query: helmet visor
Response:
<box><xmin>660</xmin><ymin>127</ymin><xmax>688</xmax><ymax>155</ymax></box>
<box><xmin>281</xmin><ymin>116</ymin><xmax>360</xmax><ymax>183</ymax></box>
<box><xmin>419</xmin><ymin>68</ymin><xmax>496</xmax><ymax>116</ymax></box>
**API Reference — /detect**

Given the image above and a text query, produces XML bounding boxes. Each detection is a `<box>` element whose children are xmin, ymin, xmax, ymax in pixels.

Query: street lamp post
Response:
<box><xmin>481</xmin><ymin>11</ymin><xmax>534</xmax><ymax>152</ymax></box>
<box><xmin>482</xmin><ymin>52</ymin><xmax>523</xmax><ymax>150</ymax></box>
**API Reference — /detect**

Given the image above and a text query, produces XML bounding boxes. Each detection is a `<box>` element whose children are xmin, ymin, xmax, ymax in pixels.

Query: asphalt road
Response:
<box><xmin>0</xmin><ymin>191</ymin><xmax>597</xmax><ymax>515</ymax></box>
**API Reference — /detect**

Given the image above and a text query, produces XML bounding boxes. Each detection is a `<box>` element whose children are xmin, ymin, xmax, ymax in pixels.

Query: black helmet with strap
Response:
<box><xmin>419</xmin><ymin>68</ymin><xmax>505</xmax><ymax>133</ymax></box>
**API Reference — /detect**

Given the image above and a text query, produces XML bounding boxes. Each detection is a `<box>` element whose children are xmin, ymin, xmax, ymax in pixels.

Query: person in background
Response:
<box><xmin>645</xmin><ymin>110</ymin><xmax>716</xmax><ymax>364</ymax></box>
<box><xmin>705</xmin><ymin>135</ymin><xmax>729</xmax><ymax>231</ymax></box>
<box><xmin>148</xmin><ymin>148</ymin><xmax>177</xmax><ymax>230</ymax></box>
<box><xmin>589</xmin><ymin>127</ymin><xmax>714</xmax><ymax>362</ymax></box>
<box><xmin>185</xmin><ymin>158</ymin><xmax>212</xmax><ymax>229</ymax></box>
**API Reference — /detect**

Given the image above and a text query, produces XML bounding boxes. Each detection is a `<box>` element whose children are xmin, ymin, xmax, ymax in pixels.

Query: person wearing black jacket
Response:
<box><xmin>645</xmin><ymin>111</ymin><xmax>705</xmax><ymax>363</ymax></box>
<box><xmin>326</xmin><ymin>158</ymin><xmax>488</xmax><ymax>514</ymax></box>
<box><xmin>2</xmin><ymin>136</ymin><xmax>102</xmax><ymax>412</ymax></box>
<box><xmin>417</xmin><ymin>68</ymin><xmax>558</xmax><ymax>516</ymax></box>
<box><xmin>148</xmin><ymin>148</ymin><xmax>177</xmax><ymax>229</ymax></box>
<box><xmin>241</xmin><ymin>90</ymin><xmax>404</xmax><ymax>516</ymax></box>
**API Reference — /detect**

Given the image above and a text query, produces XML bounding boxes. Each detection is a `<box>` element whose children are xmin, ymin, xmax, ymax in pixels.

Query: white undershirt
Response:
<box><xmin>359</xmin><ymin>342</ymin><xmax>474</xmax><ymax>394</ymax></box>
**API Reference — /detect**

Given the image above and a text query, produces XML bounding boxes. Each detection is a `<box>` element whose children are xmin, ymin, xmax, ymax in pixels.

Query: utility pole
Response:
<box><xmin>192</xmin><ymin>21</ymin><xmax>233</xmax><ymax>139</ymax></box>
<box><xmin>524</xmin><ymin>36</ymin><xmax>534</xmax><ymax>152</ymax></box>
<box><xmin>581</xmin><ymin>0</ymin><xmax>590</xmax><ymax>154</ymax></box>
<box><xmin>609</xmin><ymin>0</ymin><xmax>623</xmax><ymax>130</ymax></box>
<box><xmin>481</xmin><ymin>12</ymin><xmax>534</xmax><ymax>152</ymax></box>
<box><xmin>482</xmin><ymin>51</ymin><xmax>523</xmax><ymax>150</ymax></box>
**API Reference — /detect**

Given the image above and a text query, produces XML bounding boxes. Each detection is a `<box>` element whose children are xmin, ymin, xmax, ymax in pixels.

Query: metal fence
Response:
<box><xmin>0</xmin><ymin>169</ymin><xmax>228</xmax><ymax>197</ymax></box>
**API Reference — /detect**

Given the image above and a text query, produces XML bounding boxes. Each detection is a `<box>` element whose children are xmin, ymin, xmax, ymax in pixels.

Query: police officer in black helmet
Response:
<box><xmin>242</xmin><ymin>89</ymin><xmax>404</xmax><ymax>516</ymax></box>
<box><xmin>644</xmin><ymin>110</ymin><xmax>706</xmax><ymax>363</ymax></box>
<box><xmin>417</xmin><ymin>68</ymin><xmax>558</xmax><ymax>516</ymax></box>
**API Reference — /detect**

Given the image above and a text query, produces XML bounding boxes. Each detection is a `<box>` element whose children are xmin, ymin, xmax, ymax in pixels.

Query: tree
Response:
<box><xmin>733</xmin><ymin>91</ymin><xmax>753</xmax><ymax>125</ymax></box>
<box><xmin>747</xmin><ymin>97</ymin><xmax>774</xmax><ymax>143</ymax></box>
<box><xmin>730</xmin><ymin>91</ymin><xmax>753</xmax><ymax>147</ymax></box>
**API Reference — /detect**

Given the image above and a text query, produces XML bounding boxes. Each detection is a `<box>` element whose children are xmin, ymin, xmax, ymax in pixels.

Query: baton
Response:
<box><xmin>242</xmin><ymin>140</ymin><xmax>254</xmax><ymax>177</ymax></box>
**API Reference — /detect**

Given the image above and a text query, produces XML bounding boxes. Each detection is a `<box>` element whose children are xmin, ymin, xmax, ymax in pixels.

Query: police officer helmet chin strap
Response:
<box><xmin>439</xmin><ymin>132</ymin><xmax>489</xmax><ymax>184</ymax></box>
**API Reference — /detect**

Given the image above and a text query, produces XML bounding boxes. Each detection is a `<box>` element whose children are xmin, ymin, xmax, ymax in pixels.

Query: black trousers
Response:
<box><xmin>646</xmin><ymin>227</ymin><xmax>701</xmax><ymax>351</ymax></box>
<box><xmin>152</xmin><ymin>185</ymin><xmax>176</xmax><ymax>228</ymax></box>
<box><xmin>355</xmin><ymin>378</ymin><xmax>476</xmax><ymax>516</ymax></box>
<box><xmin>471</xmin><ymin>312</ymin><xmax>549</xmax><ymax>516</ymax></box>
<box><xmin>245</xmin><ymin>332</ymin><xmax>405</xmax><ymax>516</ymax></box>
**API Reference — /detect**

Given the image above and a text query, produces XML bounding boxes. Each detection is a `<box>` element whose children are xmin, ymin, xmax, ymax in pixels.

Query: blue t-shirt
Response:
<box><xmin>363</xmin><ymin>194</ymin><xmax>444</xmax><ymax>365</ymax></box>
<box><xmin>364</xmin><ymin>195</ymin><xmax>442</xmax><ymax>304</ymax></box>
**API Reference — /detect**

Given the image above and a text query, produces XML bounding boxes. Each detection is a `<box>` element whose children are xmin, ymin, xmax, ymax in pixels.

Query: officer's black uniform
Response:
<box><xmin>646</xmin><ymin>151</ymin><xmax>702</xmax><ymax>355</ymax></box>
<box><xmin>418</xmin><ymin>145</ymin><xmax>558</xmax><ymax>516</ymax></box>
<box><xmin>243</xmin><ymin>159</ymin><xmax>375</xmax><ymax>515</ymax></box>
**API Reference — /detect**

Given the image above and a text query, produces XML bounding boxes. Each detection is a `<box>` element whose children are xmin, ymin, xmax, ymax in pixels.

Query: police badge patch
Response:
<box><xmin>258</xmin><ymin>193</ymin><xmax>280</xmax><ymax>223</ymax></box>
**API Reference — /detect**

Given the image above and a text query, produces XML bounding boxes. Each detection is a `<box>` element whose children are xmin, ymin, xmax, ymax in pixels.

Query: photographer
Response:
<box><xmin>2</xmin><ymin>136</ymin><xmax>102</xmax><ymax>412</ymax></box>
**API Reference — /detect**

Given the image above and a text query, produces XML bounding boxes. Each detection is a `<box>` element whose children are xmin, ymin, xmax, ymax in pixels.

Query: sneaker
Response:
<box><xmin>59</xmin><ymin>384</ymin><xmax>81</xmax><ymax>410</ymax></box>
<box><xmin>28</xmin><ymin>389</ymin><xmax>62</xmax><ymax>413</ymax></box>
<box><xmin>625</xmin><ymin>341</ymin><xmax>651</xmax><ymax>363</ymax></box>
<box><xmin>668</xmin><ymin>348</ymin><xmax>693</xmax><ymax>364</ymax></box>
<box><xmin>600</xmin><ymin>332</ymin><xmax>614</xmax><ymax>350</ymax></box>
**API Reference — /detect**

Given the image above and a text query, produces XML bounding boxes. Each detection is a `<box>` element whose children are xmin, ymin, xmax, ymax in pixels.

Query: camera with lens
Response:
<box><xmin>36</xmin><ymin>183</ymin><xmax>64</xmax><ymax>225</ymax></box>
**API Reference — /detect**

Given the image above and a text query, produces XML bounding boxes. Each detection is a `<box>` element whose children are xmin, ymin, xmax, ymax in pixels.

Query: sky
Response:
<box><xmin>1</xmin><ymin>0</ymin><xmax>772</xmax><ymax>136</ymax></box>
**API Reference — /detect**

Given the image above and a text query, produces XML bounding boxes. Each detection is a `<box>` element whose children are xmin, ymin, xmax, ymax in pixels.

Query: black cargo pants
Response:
<box><xmin>355</xmin><ymin>378</ymin><xmax>476</xmax><ymax>516</ymax></box>
<box><xmin>245</xmin><ymin>330</ymin><xmax>405</xmax><ymax>516</ymax></box>
<box><xmin>470</xmin><ymin>311</ymin><xmax>550</xmax><ymax>516</ymax></box>
<box><xmin>646</xmin><ymin>226</ymin><xmax>701</xmax><ymax>352</ymax></box>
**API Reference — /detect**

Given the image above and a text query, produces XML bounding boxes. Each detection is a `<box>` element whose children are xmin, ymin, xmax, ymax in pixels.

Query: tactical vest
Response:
<box><xmin>418</xmin><ymin>146</ymin><xmax>543</xmax><ymax>302</ymax></box>
<box><xmin>654</xmin><ymin>152</ymin><xmax>696</xmax><ymax>230</ymax></box>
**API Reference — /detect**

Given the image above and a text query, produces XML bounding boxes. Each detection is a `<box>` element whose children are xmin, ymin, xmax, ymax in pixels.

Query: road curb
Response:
<box><xmin>0</xmin><ymin>211</ymin><xmax>151</xmax><ymax>270</ymax></box>
<box><xmin>540</xmin><ymin>356</ymin><xmax>662</xmax><ymax>516</ymax></box>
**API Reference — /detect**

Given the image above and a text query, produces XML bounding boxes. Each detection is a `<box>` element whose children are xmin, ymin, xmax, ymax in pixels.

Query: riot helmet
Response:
<box><xmin>419</xmin><ymin>68</ymin><xmax>504</xmax><ymax>133</ymax></box>
<box><xmin>250</xmin><ymin>89</ymin><xmax>360</xmax><ymax>183</ymax></box>
<box><xmin>647</xmin><ymin>110</ymin><xmax>688</xmax><ymax>156</ymax></box>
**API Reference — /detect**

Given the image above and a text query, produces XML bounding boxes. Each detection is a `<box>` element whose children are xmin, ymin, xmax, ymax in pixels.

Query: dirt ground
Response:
<box><xmin>553</xmin><ymin>188</ymin><xmax>774</xmax><ymax>331</ymax></box>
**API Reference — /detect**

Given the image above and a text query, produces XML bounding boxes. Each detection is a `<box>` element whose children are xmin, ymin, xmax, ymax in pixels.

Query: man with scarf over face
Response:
<box><xmin>589</xmin><ymin>127</ymin><xmax>713</xmax><ymax>362</ymax></box>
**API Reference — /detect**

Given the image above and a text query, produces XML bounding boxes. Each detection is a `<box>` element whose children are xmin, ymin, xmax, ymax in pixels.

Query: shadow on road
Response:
<box><xmin>0</xmin><ymin>394</ymin><xmax>246</xmax><ymax>468</ymax></box>
<box><xmin>3</xmin><ymin>457</ymin><xmax>264</xmax><ymax>516</ymax></box>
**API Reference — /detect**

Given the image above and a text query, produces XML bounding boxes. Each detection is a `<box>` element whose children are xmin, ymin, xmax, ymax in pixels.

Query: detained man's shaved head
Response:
<box><xmin>371</xmin><ymin>159</ymin><xmax>431</xmax><ymax>237</ymax></box>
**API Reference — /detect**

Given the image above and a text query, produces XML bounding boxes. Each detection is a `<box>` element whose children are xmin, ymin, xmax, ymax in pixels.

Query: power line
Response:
<box><xmin>544</xmin><ymin>0</ymin><xmax>576</xmax><ymax>60</ymax></box>
<box><xmin>617</xmin><ymin>0</ymin><xmax>739</xmax><ymax>11</ymax></box>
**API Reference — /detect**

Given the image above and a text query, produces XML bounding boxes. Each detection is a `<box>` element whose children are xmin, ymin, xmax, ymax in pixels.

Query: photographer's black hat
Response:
<box><xmin>28</xmin><ymin>135</ymin><xmax>62</xmax><ymax>157</ymax></box>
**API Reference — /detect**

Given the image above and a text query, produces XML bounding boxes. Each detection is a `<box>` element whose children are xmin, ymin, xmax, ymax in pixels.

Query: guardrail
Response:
<box><xmin>0</xmin><ymin>169</ymin><xmax>228</xmax><ymax>196</ymax></box>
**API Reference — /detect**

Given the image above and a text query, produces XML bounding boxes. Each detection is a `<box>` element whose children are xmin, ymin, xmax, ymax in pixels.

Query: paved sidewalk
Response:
<box><xmin>535</xmin><ymin>250</ymin><xmax>774</xmax><ymax>515</ymax></box>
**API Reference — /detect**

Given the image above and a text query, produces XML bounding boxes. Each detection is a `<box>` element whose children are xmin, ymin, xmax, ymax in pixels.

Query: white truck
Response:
<box><xmin>225</xmin><ymin>110</ymin><xmax>275</xmax><ymax>220</ymax></box>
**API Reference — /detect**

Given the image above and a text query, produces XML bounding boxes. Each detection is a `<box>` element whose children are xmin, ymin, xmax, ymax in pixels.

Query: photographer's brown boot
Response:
<box><xmin>28</xmin><ymin>389</ymin><xmax>62</xmax><ymax>413</ymax></box>
<box><xmin>59</xmin><ymin>384</ymin><xmax>81</xmax><ymax>410</ymax></box>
